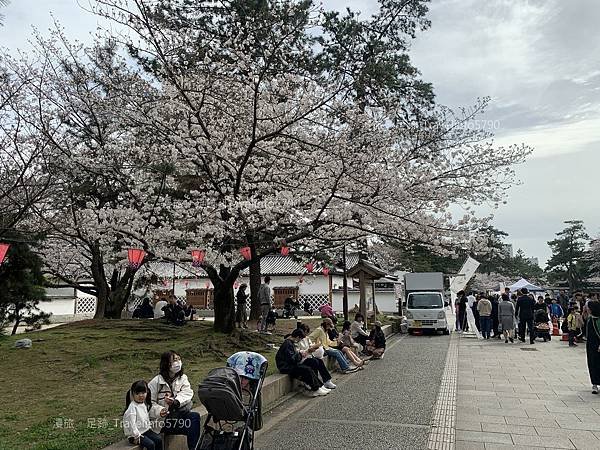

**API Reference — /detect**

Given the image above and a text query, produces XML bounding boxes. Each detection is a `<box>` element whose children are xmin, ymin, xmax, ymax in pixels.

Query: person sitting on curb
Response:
<box><xmin>339</xmin><ymin>320</ymin><xmax>369</xmax><ymax>367</ymax></box>
<box><xmin>295</xmin><ymin>324</ymin><xmax>337</xmax><ymax>390</ymax></box>
<box><xmin>365</xmin><ymin>321</ymin><xmax>386</xmax><ymax>359</ymax></box>
<box><xmin>350</xmin><ymin>313</ymin><xmax>370</xmax><ymax>348</ymax></box>
<box><xmin>275</xmin><ymin>329</ymin><xmax>331</xmax><ymax>397</ymax></box>
<box><xmin>309</xmin><ymin>318</ymin><xmax>359</xmax><ymax>374</ymax></box>
<box><xmin>148</xmin><ymin>351</ymin><xmax>200</xmax><ymax>450</ymax></box>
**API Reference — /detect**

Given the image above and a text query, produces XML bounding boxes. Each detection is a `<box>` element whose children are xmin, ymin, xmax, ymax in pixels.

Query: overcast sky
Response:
<box><xmin>1</xmin><ymin>0</ymin><xmax>599</xmax><ymax>265</ymax></box>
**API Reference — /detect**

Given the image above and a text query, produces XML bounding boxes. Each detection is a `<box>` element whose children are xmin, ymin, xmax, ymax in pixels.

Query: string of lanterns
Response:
<box><xmin>0</xmin><ymin>243</ymin><xmax>10</xmax><ymax>265</ymax></box>
<box><xmin>125</xmin><ymin>244</ymin><xmax>333</xmax><ymax>284</ymax></box>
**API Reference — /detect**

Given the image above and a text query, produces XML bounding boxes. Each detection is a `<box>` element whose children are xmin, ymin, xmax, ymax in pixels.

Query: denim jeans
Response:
<box><xmin>480</xmin><ymin>316</ymin><xmax>492</xmax><ymax>338</ymax></box>
<box><xmin>324</xmin><ymin>348</ymin><xmax>350</xmax><ymax>370</ymax></box>
<box><xmin>162</xmin><ymin>410</ymin><xmax>200</xmax><ymax>450</ymax></box>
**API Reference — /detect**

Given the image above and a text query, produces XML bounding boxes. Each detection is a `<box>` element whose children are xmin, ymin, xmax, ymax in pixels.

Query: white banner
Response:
<box><xmin>450</xmin><ymin>256</ymin><xmax>481</xmax><ymax>294</ymax></box>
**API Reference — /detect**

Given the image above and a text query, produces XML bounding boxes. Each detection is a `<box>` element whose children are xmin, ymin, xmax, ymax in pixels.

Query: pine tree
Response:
<box><xmin>546</xmin><ymin>220</ymin><xmax>590</xmax><ymax>291</ymax></box>
<box><xmin>0</xmin><ymin>235</ymin><xmax>50</xmax><ymax>335</ymax></box>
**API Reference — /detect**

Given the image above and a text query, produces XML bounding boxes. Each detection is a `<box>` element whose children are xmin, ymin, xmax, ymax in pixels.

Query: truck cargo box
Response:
<box><xmin>404</xmin><ymin>272</ymin><xmax>444</xmax><ymax>292</ymax></box>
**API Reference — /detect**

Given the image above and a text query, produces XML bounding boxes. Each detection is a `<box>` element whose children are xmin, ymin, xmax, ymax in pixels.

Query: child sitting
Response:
<box><xmin>123</xmin><ymin>380</ymin><xmax>163</xmax><ymax>450</ymax></box>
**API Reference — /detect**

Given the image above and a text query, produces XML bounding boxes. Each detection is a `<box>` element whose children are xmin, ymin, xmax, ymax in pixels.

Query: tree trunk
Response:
<box><xmin>212</xmin><ymin>265</ymin><xmax>236</xmax><ymax>333</ymax></box>
<box><xmin>249</xmin><ymin>244</ymin><xmax>262</xmax><ymax>320</ymax></box>
<box><xmin>11</xmin><ymin>304</ymin><xmax>21</xmax><ymax>336</ymax></box>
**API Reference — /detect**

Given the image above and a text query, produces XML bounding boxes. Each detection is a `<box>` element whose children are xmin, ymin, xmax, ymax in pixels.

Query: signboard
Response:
<box><xmin>449</xmin><ymin>256</ymin><xmax>480</xmax><ymax>293</ymax></box>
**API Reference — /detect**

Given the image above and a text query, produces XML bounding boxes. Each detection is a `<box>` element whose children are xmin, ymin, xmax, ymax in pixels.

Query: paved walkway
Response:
<box><xmin>456</xmin><ymin>333</ymin><xmax>600</xmax><ymax>449</ymax></box>
<box><xmin>258</xmin><ymin>333</ymin><xmax>451</xmax><ymax>449</ymax></box>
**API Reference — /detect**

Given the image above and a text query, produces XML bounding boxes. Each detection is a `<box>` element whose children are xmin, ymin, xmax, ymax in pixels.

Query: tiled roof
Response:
<box><xmin>145</xmin><ymin>254</ymin><xmax>363</xmax><ymax>279</ymax></box>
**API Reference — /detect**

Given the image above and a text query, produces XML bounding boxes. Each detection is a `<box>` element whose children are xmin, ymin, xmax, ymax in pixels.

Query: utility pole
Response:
<box><xmin>342</xmin><ymin>245</ymin><xmax>349</xmax><ymax>321</ymax></box>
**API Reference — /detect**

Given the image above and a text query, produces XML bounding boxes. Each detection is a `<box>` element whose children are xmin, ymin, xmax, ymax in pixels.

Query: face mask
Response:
<box><xmin>171</xmin><ymin>361</ymin><xmax>182</xmax><ymax>373</ymax></box>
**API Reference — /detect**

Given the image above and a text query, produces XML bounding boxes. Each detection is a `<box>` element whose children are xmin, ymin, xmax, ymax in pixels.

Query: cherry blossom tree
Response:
<box><xmin>0</xmin><ymin>57</ymin><xmax>53</xmax><ymax>240</ymax></box>
<box><xmin>3</xmin><ymin>1</ymin><xmax>532</xmax><ymax>332</ymax></box>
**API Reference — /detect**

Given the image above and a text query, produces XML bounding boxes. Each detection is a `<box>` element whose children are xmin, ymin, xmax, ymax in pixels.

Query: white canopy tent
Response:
<box><xmin>509</xmin><ymin>278</ymin><xmax>545</xmax><ymax>292</ymax></box>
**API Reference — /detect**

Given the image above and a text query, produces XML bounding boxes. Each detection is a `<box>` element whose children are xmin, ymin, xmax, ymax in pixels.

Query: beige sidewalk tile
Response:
<box><xmin>456</xmin><ymin>420</ymin><xmax>483</xmax><ymax>431</ymax></box>
<box><xmin>456</xmin><ymin>430</ymin><xmax>513</xmax><ymax>445</ymax></box>
<box><xmin>478</xmin><ymin>408</ymin><xmax>528</xmax><ymax>418</ymax></box>
<box><xmin>481</xmin><ymin>423</ymin><xmax>536</xmax><ymax>435</ymax></box>
<box><xmin>455</xmin><ymin>440</ymin><xmax>485</xmax><ymax>449</ymax></box>
<box><xmin>505</xmin><ymin>416</ymin><xmax>559</xmax><ymax>427</ymax></box>
<box><xmin>511</xmin><ymin>434</ymin><xmax>575</xmax><ymax>448</ymax></box>
<box><xmin>457</xmin><ymin>414</ymin><xmax>507</xmax><ymax>425</ymax></box>
<box><xmin>534</xmin><ymin>427</ymin><xmax>597</xmax><ymax>440</ymax></box>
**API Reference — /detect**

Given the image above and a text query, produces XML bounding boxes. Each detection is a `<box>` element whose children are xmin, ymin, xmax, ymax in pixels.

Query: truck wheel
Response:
<box><xmin>443</xmin><ymin>329</ymin><xmax>450</xmax><ymax>335</ymax></box>
<box><xmin>408</xmin><ymin>328</ymin><xmax>414</xmax><ymax>335</ymax></box>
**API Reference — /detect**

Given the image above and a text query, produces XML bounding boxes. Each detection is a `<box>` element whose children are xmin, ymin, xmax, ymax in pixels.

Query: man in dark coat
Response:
<box><xmin>515</xmin><ymin>288</ymin><xmax>536</xmax><ymax>344</ymax></box>
<box><xmin>491</xmin><ymin>295</ymin><xmax>500</xmax><ymax>338</ymax></box>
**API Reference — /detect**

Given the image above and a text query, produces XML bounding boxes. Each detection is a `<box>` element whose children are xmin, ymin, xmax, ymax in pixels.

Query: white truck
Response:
<box><xmin>403</xmin><ymin>272</ymin><xmax>449</xmax><ymax>335</ymax></box>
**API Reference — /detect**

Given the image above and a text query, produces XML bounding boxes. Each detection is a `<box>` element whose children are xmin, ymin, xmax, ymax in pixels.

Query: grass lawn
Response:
<box><xmin>0</xmin><ymin>317</ymin><xmax>323</xmax><ymax>450</ymax></box>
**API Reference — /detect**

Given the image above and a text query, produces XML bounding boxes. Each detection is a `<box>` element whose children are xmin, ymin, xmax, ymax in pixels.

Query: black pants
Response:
<box><xmin>518</xmin><ymin>318</ymin><xmax>534</xmax><ymax>343</ymax></box>
<box><xmin>283</xmin><ymin>363</ymin><xmax>323</xmax><ymax>391</ymax></box>
<box><xmin>162</xmin><ymin>411</ymin><xmax>200</xmax><ymax>450</ymax></box>
<box><xmin>137</xmin><ymin>430</ymin><xmax>163</xmax><ymax>450</ymax></box>
<box><xmin>354</xmin><ymin>334</ymin><xmax>368</xmax><ymax>347</ymax></box>
<box><xmin>302</xmin><ymin>357</ymin><xmax>332</xmax><ymax>383</ymax></box>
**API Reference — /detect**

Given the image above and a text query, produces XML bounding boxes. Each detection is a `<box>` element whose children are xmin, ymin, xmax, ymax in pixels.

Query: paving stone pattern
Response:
<box><xmin>456</xmin><ymin>334</ymin><xmax>600</xmax><ymax>449</ymax></box>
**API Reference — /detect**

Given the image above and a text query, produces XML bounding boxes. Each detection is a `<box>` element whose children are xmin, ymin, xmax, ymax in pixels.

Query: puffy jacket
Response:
<box><xmin>276</xmin><ymin>338</ymin><xmax>302</xmax><ymax>372</ymax></box>
<box><xmin>147</xmin><ymin>373</ymin><xmax>194</xmax><ymax>430</ymax></box>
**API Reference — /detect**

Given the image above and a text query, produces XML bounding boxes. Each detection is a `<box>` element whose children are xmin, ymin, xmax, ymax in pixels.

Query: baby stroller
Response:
<box><xmin>196</xmin><ymin>352</ymin><xmax>268</xmax><ymax>450</ymax></box>
<box><xmin>534</xmin><ymin>309</ymin><xmax>551</xmax><ymax>342</ymax></box>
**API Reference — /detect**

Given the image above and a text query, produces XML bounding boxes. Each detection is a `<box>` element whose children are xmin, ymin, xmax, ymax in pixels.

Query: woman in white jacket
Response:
<box><xmin>123</xmin><ymin>380</ymin><xmax>162</xmax><ymax>450</ymax></box>
<box><xmin>148</xmin><ymin>351</ymin><xmax>200</xmax><ymax>450</ymax></box>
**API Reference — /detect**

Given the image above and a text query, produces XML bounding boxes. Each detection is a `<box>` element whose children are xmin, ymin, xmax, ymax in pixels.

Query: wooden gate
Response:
<box><xmin>273</xmin><ymin>286</ymin><xmax>299</xmax><ymax>308</ymax></box>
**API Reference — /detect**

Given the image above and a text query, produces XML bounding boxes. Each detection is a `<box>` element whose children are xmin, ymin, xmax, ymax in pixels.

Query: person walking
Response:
<box><xmin>491</xmin><ymin>295</ymin><xmax>500</xmax><ymax>339</ymax></box>
<box><xmin>456</xmin><ymin>291</ymin><xmax>468</xmax><ymax>333</ymax></box>
<box><xmin>557</xmin><ymin>290</ymin><xmax>569</xmax><ymax>315</ymax></box>
<box><xmin>258</xmin><ymin>276</ymin><xmax>272</xmax><ymax>333</ymax></box>
<box><xmin>498</xmin><ymin>294</ymin><xmax>515</xmax><ymax>343</ymax></box>
<box><xmin>585</xmin><ymin>301</ymin><xmax>600</xmax><ymax>394</ymax></box>
<box><xmin>515</xmin><ymin>288</ymin><xmax>535</xmax><ymax>344</ymax></box>
<box><xmin>567</xmin><ymin>305</ymin><xmax>581</xmax><ymax>347</ymax></box>
<box><xmin>477</xmin><ymin>296</ymin><xmax>493</xmax><ymax>339</ymax></box>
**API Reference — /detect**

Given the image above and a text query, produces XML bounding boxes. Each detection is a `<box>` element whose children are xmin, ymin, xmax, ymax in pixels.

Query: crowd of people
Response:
<box><xmin>275</xmin><ymin>314</ymin><xmax>387</xmax><ymax>397</ymax></box>
<box><xmin>455</xmin><ymin>288</ymin><xmax>600</xmax><ymax>395</ymax></box>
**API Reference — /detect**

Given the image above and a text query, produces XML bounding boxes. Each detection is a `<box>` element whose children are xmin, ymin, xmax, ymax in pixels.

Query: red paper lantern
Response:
<box><xmin>162</xmin><ymin>279</ymin><xmax>169</xmax><ymax>287</ymax></box>
<box><xmin>0</xmin><ymin>243</ymin><xmax>10</xmax><ymax>265</ymax></box>
<box><xmin>205</xmin><ymin>282</ymin><xmax>211</xmax><ymax>289</ymax></box>
<box><xmin>191</xmin><ymin>249</ymin><xmax>205</xmax><ymax>267</ymax></box>
<box><xmin>322</xmin><ymin>267</ymin><xmax>330</xmax><ymax>277</ymax></box>
<box><xmin>184</xmin><ymin>281</ymin><xmax>189</xmax><ymax>289</ymax></box>
<box><xmin>127</xmin><ymin>248</ymin><xmax>146</xmax><ymax>268</ymax></box>
<box><xmin>280</xmin><ymin>245</ymin><xmax>289</xmax><ymax>256</ymax></box>
<box><xmin>234</xmin><ymin>282</ymin><xmax>240</xmax><ymax>289</ymax></box>
<box><xmin>240</xmin><ymin>246</ymin><xmax>252</xmax><ymax>260</ymax></box>
<box><xmin>305</xmin><ymin>262</ymin><xmax>314</xmax><ymax>273</ymax></box>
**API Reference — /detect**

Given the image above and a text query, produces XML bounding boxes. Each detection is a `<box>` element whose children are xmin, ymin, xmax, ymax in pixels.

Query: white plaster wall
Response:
<box><xmin>332</xmin><ymin>291</ymin><xmax>398</xmax><ymax>314</ymax></box>
<box><xmin>37</xmin><ymin>298</ymin><xmax>75</xmax><ymax>315</ymax></box>
<box><xmin>171</xmin><ymin>274</ymin><xmax>333</xmax><ymax>296</ymax></box>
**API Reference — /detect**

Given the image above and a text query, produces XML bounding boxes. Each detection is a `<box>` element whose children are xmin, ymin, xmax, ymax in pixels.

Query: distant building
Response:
<box><xmin>502</xmin><ymin>244</ymin><xmax>513</xmax><ymax>258</ymax></box>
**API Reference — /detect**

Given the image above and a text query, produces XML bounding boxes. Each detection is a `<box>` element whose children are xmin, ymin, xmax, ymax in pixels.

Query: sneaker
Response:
<box><xmin>342</xmin><ymin>367</ymin><xmax>359</xmax><ymax>374</ymax></box>
<box><xmin>509</xmin><ymin>337</ymin><xmax>514</xmax><ymax>343</ymax></box>
<box><xmin>592</xmin><ymin>385</ymin><xmax>598</xmax><ymax>394</ymax></box>
<box><xmin>324</xmin><ymin>380</ymin><xmax>337</xmax><ymax>389</ymax></box>
<box><xmin>316</xmin><ymin>387</ymin><xmax>330</xmax><ymax>396</ymax></box>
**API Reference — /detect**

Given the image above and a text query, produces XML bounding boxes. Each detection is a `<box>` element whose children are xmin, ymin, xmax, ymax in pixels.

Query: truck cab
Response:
<box><xmin>404</xmin><ymin>273</ymin><xmax>449</xmax><ymax>335</ymax></box>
